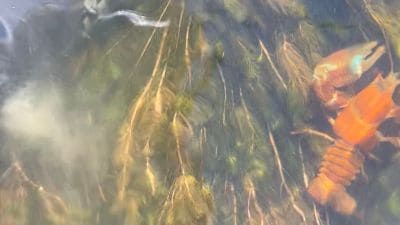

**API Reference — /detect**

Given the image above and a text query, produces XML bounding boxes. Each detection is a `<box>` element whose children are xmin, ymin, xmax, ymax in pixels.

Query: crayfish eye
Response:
<box><xmin>392</xmin><ymin>84</ymin><xmax>400</xmax><ymax>106</ymax></box>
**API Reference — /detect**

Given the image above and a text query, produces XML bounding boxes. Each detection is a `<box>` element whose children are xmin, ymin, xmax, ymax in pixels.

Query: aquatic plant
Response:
<box><xmin>294</xmin><ymin>21</ymin><xmax>325</xmax><ymax>65</ymax></box>
<box><xmin>222</xmin><ymin>0</ymin><xmax>249</xmax><ymax>22</ymax></box>
<box><xmin>363</xmin><ymin>0</ymin><xmax>400</xmax><ymax>64</ymax></box>
<box><xmin>276</xmin><ymin>37</ymin><xmax>312</xmax><ymax>101</ymax></box>
<box><xmin>261</xmin><ymin>0</ymin><xmax>307</xmax><ymax>18</ymax></box>
<box><xmin>0</xmin><ymin>162</ymin><xmax>68</xmax><ymax>225</ymax></box>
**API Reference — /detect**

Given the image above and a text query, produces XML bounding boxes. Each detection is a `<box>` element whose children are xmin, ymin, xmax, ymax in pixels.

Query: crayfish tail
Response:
<box><xmin>307</xmin><ymin>174</ymin><xmax>357</xmax><ymax>215</ymax></box>
<box><xmin>307</xmin><ymin>173</ymin><xmax>341</xmax><ymax>205</ymax></box>
<box><xmin>330</xmin><ymin>189</ymin><xmax>357</xmax><ymax>215</ymax></box>
<box><xmin>308</xmin><ymin>141</ymin><xmax>363</xmax><ymax>215</ymax></box>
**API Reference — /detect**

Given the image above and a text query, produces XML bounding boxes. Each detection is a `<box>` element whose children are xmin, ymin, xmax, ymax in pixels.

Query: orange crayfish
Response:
<box><xmin>307</xmin><ymin>41</ymin><xmax>400</xmax><ymax>215</ymax></box>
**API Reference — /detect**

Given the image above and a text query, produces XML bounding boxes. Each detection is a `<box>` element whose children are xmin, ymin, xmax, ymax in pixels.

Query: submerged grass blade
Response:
<box><xmin>259</xmin><ymin>39</ymin><xmax>288</xmax><ymax>91</ymax></box>
<box><xmin>363</xmin><ymin>0</ymin><xmax>399</xmax><ymax>70</ymax></box>
<box><xmin>0</xmin><ymin>162</ymin><xmax>68</xmax><ymax>225</ymax></box>
<box><xmin>159</xmin><ymin>175</ymin><xmax>213</xmax><ymax>225</ymax></box>
<box><xmin>262</xmin><ymin>0</ymin><xmax>307</xmax><ymax>18</ymax></box>
<box><xmin>113</xmin><ymin>29</ymin><xmax>169</xmax><ymax>208</ymax></box>
<box><xmin>172</xmin><ymin>112</ymin><xmax>194</xmax><ymax>175</ymax></box>
<box><xmin>276</xmin><ymin>38</ymin><xmax>312</xmax><ymax>101</ymax></box>
<box><xmin>267</xmin><ymin>128</ymin><xmax>306</xmax><ymax>222</ymax></box>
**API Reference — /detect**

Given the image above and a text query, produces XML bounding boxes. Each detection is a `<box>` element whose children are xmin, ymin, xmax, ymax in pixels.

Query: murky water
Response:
<box><xmin>0</xmin><ymin>0</ymin><xmax>400</xmax><ymax>225</ymax></box>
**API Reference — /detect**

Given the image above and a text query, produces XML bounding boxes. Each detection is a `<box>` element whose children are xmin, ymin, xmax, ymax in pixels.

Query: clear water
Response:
<box><xmin>0</xmin><ymin>0</ymin><xmax>399</xmax><ymax>225</ymax></box>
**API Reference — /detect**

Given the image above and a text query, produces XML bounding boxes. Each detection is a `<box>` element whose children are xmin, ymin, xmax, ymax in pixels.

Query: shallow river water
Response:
<box><xmin>0</xmin><ymin>0</ymin><xmax>400</xmax><ymax>225</ymax></box>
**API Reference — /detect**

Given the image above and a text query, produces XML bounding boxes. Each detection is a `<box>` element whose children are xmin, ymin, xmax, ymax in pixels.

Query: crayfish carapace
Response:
<box><xmin>307</xmin><ymin>41</ymin><xmax>400</xmax><ymax>215</ymax></box>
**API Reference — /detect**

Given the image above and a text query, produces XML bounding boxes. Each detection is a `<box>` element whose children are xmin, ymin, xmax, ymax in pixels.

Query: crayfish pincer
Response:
<box><xmin>307</xmin><ymin>41</ymin><xmax>400</xmax><ymax>215</ymax></box>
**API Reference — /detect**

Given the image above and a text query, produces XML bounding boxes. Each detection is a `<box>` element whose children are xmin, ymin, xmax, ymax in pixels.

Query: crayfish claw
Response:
<box><xmin>343</xmin><ymin>41</ymin><xmax>385</xmax><ymax>78</ymax></box>
<box><xmin>313</xmin><ymin>41</ymin><xmax>386</xmax><ymax>110</ymax></box>
<box><xmin>347</xmin><ymin>41</ymin><xmax>380</xmax><ymax>58</ymax></box>
<box><xmin>360</xmin><ymin>44</ymin><xmax>385</xmax><ymax>74</ymax></box>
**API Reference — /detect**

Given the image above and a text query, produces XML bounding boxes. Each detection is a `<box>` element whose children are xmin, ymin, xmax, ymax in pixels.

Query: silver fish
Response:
<box><xmin>82</xmin><ymin>0</ymin><xmax>169</xmax><ymax>31</ymax></box>
<box><xmin>97</xmin><ymin>10</ymin><xmax>169</xmax><ymax>28</ymax></box>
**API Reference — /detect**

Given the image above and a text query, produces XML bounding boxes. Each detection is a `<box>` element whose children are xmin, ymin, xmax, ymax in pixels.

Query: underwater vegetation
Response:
<box><xmin>0</xmin><ymin>0</ymin><xmax>400</xmax><ymax>225</ymax></box>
